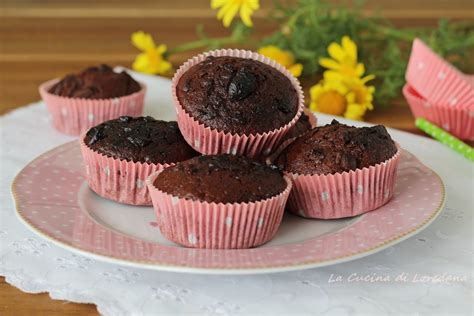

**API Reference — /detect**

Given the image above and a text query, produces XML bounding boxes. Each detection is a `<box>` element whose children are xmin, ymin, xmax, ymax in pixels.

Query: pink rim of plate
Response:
<box><xmin>286</xmin><ymin>147</ymin><xmax>401</xmax><ymax>219</ymax></box>
<box><xmin>79</xmin><ymin>137</ymin><xmax>172</xmax><ymax>206</ymax></box>
<box><xmin>39</xmin><ymin>79</ymin><xmax>146</xmax><ymax>136</ymax></box>
<box><xmin>146</xmin><ymin>171</ymin><xmax>292</xmax><ymax>249</ymax></box>
<box><xmin>406</xmin><ymin>38</ymin><xmax>473</xmax><ymax>109</ymax></box>
<box><xmin>403</xmin><ymin>83</ymin><xmax>474</xmax><ymax>141</ymax></box>
<box><xmin>171</xmin><ymin>49</ymin><xmax>305</xmax><ymax>158</ymax></box>
<box><xmin>11</xmin><ymin>142</ymin><xmax>445</xmax><ymax>274</ymax></box>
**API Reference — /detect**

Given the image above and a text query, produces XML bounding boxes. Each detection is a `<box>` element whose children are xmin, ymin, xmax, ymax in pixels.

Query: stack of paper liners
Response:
<box><xmin>404</xmin><ymin>38</ymin><xmax>474</xmax><ymax>141</ymax></box>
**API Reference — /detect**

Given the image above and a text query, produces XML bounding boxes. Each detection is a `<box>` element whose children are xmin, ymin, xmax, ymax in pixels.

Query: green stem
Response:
<box><xmin>168</xmin><ymin>25</ymin><xmax>253</xmax><ymax>55</ymax></box>
<box><xmin>168</xmin><ymin>39</ymin><xmax>214</xmax><ymax>54</ymax></box>
<box><xmin>376</xmin><ymin>25</ymin><xmax>416</xmax><ymax>41</ymax></box>
<box><xmin>168</xmin><ymin>35</ymin><xmax>257</xmax><ymax>55</ymax></box>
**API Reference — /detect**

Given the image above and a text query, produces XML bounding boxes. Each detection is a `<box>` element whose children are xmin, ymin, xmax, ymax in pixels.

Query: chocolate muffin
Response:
<box><xmin>84</xmin><ymin>116</ymin><xmax>199</xmax><ymax>164</ymax></box>
<box><xmin>176</xmin><ymin>56</ymin><xmax>299</xmax><ymax>135</ymax></box>
<box><xmin>49</xmin><ymin>64</ymin><xmax>141</xmax><ymax>99</ymax></box>
<box><xmin>277</xmin><ymin>120</ymin><xmax>397</xmax><ymax>175</ymax></box>
<box><xmin>153</xmin><ymin>154</ymin><xmax>287</xmax><ymax>203</ymax></box>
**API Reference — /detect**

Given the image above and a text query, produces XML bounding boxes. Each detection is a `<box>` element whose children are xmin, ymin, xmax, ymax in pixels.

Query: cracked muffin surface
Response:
<box><xmin>176</xmin><ymin>56</ymin><xmax>299</xmax><ymax>135</ymax></box>
<box><xmin>276</xmin><ymin>120</ymin><xmax>397</xmax><ymax>175</ymax></box>
<box><xmin>49</xmin><ymin>64</ymin><xmax>141</xmax><ymax>99</ymax></box>
<box><xmin>84</xmin><ymin>116</ymin><xmax>199</xmax><ymax>164</ymax></box>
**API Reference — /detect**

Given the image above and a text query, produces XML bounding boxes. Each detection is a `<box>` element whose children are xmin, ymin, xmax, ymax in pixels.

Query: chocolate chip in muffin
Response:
<box><xmin>176</xmin><ymin>56</ymin><xmax>299</xmax><ymax>135</ymax></box>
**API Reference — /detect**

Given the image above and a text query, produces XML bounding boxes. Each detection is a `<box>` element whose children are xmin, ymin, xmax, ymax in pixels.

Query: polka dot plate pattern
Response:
<box><xmin>11</xmin><ymin>141</ymin><xmax>445</xmax><ymax>274</ymax></box>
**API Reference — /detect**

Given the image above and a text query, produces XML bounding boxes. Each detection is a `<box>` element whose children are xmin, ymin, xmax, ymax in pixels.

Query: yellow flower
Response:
<box><xmin>258</xmin><ymin>45</ymin><xmax>303</xmax><ymax>77</ymax></box>
<box><xmin>309</xmin><ymin>81</ymin><xmax>349</xmax><ymax>116</ymax></box>
<box><xmin>211</xmin><ymin>0</ymin><xmax>260</xmax><ymax>28</ymax></box>
<box><xmin>345</xmin><ymin>78</ymin><xmax>375</xmax><ymax>120</ymax></box>
<box><xmin>319</xmin><ymin>36</ymin><xmax>367</xmax><ymax>80</ymax></box>
<box><xmin>131</xmin><ymin>31</ymin><xmax>173</xmax><ymax>75</ymax></box>
<box><xmin>313</xmin><ymin>35</ymin><xmax>376</xmax><ymax>120</ymax></box>
<box><xmin>309</xmin><ymin>79</ymin><xmax>375</xmax><ymax>120</ymax></box>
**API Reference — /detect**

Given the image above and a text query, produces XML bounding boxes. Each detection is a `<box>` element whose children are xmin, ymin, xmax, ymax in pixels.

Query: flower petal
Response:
<box><xmin>309</xmin><ymin>101</ymin><xmax>319</xmax><ymax>112</ymax></box>
<box><xmin>222</xmin><ymin>3</ymin><xmax>240</xmax><ymax>27</ymax></box>
<box><xmin>323</xmin><ymin>70</ymin><xmax>345</xmax><ymax>82</ymax></box>
<box><xmin>328</xmin><ymin>42</ymin><xmax>345</xmax><ymax>62</ymax></box>
<box><xmin>288</xmin><ymin>63</ymin><xmax>303</xmax><ymax>77</ymax></box>
<box><xmin>319</xmin><ymin>58</ymin><xmax>341</xmax><ymax>71</ymax></box>
<box><xmin>211</xmin><ymin>0</ymin><xmax>227</xmax><ymax>9</ymax></box>
<box><xmin>156</xmin><ymin>44</ymin><xmax>167</xmax><ymax>54</ymax></box>
<box><xmin>346</xmin><ymin>91</ymin><xmax>356</xmax><ymax>103</ymax></box>
<box><xmin>217</xmin><ymin>3</ymin><xmax>229</xmax><ymax>19</ymax></box>
<box><xmin>247</xmin><ymin>0</ymin><xmax>260</xmax><ymax>10</ymax></box>
<box><xmin>344</xmin><ymin>103</ymin><xmax>365</xmax><ymax>120</ymax></box>
<box><xmin>240</xmin><ymin>3</ymin><xmax>254</xmax><ymax>27</ymax></box>
<box><xmin>132</xmin><ymin>53</ymin><xmax>151</xmax><ymax>73</ymax></box>
<box><xmin>157</xmin><ymin>60</ymin><xmax>173</xmax><ymax>75</ymax></box>
<box><xmin>361</xmin><ymin>74</ymin><xmax>375</xmax><ymax>83</ymax></box>
<box><xmin>310</xmin><ymin>83</ymin><xmax>324</xmax><ymax>100</ymax></box>
<box><xmin>342</xmin><ymin>36</ymin><xmax>357</xmax><ymax>62</ymax></box>
<box><xmin>131</xmin><ymin>31</ymin><xmax>156</xmax><ymax>52</ymax></box>
<box><xmin>355</xmin><ymin>63</ymin><xmax>365</xmax><ymax>77</ymax></box>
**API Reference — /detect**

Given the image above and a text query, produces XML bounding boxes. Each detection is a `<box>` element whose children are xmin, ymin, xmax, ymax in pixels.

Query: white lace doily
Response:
<box><xmin>1</xmin><ymin>72</ymin><xmax>472</xmax><ymax>315</ymax></box>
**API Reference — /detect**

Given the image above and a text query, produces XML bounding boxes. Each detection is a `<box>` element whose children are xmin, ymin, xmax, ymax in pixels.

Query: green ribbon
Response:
<box><xmin>415</xmin><ymin>118</ymin><xmax>474</xmax><ymax>162</ymax></box>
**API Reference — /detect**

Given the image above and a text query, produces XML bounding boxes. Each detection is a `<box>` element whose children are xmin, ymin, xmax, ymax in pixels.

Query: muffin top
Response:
<box><xmin>153</xmin><ymin>154</ymin><xmax>287</xmax><ymax>203</ymax></box>
<box><xmin>49</xmin><ymin>64</ymin><xmax>141</xmax><ymax>99</ymax></box>
<box><xmin>276</xmin><ymin>120</ymin><xmax>397</xmax><ymax>175</ymax></box>
<box><xmin>84</xmin><ymin>116</ymin><xmax>199</xmax><ymax>164</ymax></box>
<box><xmin>281</xmin><ymin>112</ymin><xmax>313</xmax><ymax>142</ymax></box>
<box><xmin>176</xmin><ymin>56</ymin><xmax>299</xmax><ymax>135</ymax></box>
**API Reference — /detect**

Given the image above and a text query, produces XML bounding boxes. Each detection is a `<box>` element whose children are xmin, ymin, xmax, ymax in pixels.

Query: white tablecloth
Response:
<box><xmin>1</xmin><ymin>71</ymin><xmax>472</xmax><ymax>315</ymax></box>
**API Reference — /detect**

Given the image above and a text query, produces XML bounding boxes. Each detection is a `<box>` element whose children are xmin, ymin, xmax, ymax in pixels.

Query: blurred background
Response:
<box><xmin>1</xmin><ymin>0</ymin><xmax>472</xmax><ymax>115</ymax></box>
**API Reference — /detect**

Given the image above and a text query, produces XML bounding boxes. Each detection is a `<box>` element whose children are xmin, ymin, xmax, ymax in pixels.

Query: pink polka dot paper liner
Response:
<box><xmin>12</xmin><ymin>142</ymin><xmax>445</xmax><ymax>274</ymax></box>
<box><xmin>403</xmin><ymin>84</ymin><xmax>474</xmax><ymax>141</ymax></box>
<box><xmin>285</xmin><ymin>147</ymin><xmax>401</xmax><ymax>219</ymax></box>
<box><xmin>304</xmin><ymin>107</ymin><xmax>318</xmax><ymax>128</ymax></box>
<box><xmin>39</xmin><ymin>79</ymin><xmax>146</xmax><ymax>136</ymax></box>
<box><xmin>406</xmin><ymin>38</ymin><xmax>473</xmax><ymax>109</ymax></box>
<box><xmin>146</xmin><ymin>171</ymin><xmax>292</xmax><ymax>249</ymax></box>
<box><xmin>80</xmin><ymin>137</ymin><xmax>171</xmax><ymax>205</ymax></box>
<box><xmin>172</xmin><ymin>49</ymin><xmax>305</xmax><ymax>159</ymax></box>
<box><xmin>266</xmin><ymin>108</ymin><xmax>318</xmax><ymax>164</ymax></box>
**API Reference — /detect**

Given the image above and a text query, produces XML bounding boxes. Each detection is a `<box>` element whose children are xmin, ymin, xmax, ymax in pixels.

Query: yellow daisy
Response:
<box><xmin>345</xmin><ymin>79</ymin><xmax>375</xmax><ymax>120</ymax></box>
<box><xmin>319</xmin><ymin>36</ymin><xmax>366</xmax><ymax>80</ymax></box>
<box><xmin>258</xmin><ymin>45</ymin><xmax>303</xmax><ymax>77</ymax></box>
<box><xmin>131</xmin><ymin>31</ymin><xmax>173</xmax><ymax>75</ymax></box>
<box><xmin>309</xmin><ymin>81</ymin><xmax>349</xmax><ymax>116</ymax></box>
<box><xmin>309</xmin><ymin>79</ymin><xmax>375</xmax><ymax>120</ymax></box>
<box><xmin>211</xmin><ymin>0</ymin><xmax>260</xmax><ymax>28</ymax></box>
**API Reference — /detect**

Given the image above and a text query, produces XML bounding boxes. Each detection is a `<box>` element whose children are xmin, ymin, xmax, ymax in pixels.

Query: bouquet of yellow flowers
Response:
<box><xmin>130</xmin><ymin>0</ymin><xmax>473</xmax><ymax>121</ymax></box>
<box><xmin>309</xmin><ymin>36</ymin><xmax>375</xmax><ymax>120</ymax></box>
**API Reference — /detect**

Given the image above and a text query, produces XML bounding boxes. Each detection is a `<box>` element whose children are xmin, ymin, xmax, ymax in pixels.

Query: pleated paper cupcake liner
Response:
<box><xmin>286</xmin><ymin>148</ymin><xmax>401</xmax><ymax>219</ymax></box>
<box><xmin>403</xmin><ymin>84</ymin><xmax>474</xmax><ymax>141</ymax></box>
<box><xmin>39</xmin><ymin>79</ymin><xmax>146</xmax><ymax>136</ymax></box>
<box><xmin>266</xmin><ymin>108</ymin><xmax>318</xmax><ymax>165</ymax></box>
<box><xmin>406</xmin><ymin>38</ymin><xmax>473</xmax><ymax>109</ymax></box>
<box><xmin>304</xmin><ymin>107</ymin><xmax>318</xmax><ymax>128</ymax></box>
<box><xmin>171</xmin><ymin>49</ymin><xmax>305</xmax><ymax>159</ymax></box>
<box><xmin>146</xmin><ymin>172</ymin><xmax>293</xmax><ymax>249</ymax></box>
<box><xmin>80</xmin><ymin>137</ymin><xmax>170</xmax><ymax>205</ymax></box>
